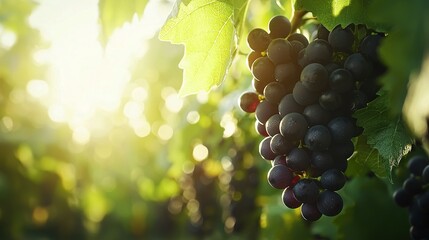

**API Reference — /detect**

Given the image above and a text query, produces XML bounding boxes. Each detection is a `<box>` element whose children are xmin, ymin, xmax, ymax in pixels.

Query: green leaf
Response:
<box><xmin>347</xmin><ymin>136</ymin><xmax>387</xmax><ymax>178</ymax></box>
<box><xmin>369</xmin><ymin>0</ymin><xmax>429</xmax><ymax>115</ymax></box>
<box><xmin>98</xmin><ymin>0</ymin><xmax>149</xmax><ymax>44</ymax></box>
<box><xmin>159</xmin><ymin>0</ymin><xmax>248</xmax><ymax>96</ymax></box>
<box><xmin>294</xmin><ymin>0</ymin><xmax>385</xmax><ymax>31</ymax></box>
<box><xmin>353</xmin><ymin>92</ymin><xmax>414</xmax><ymax>178</ymax></box>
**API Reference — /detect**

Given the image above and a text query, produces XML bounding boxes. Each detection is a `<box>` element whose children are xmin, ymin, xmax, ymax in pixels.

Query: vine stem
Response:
<box><xmin>290</xmin><ymin>10</ymin><xmax>308</xmax><ymax>33</ymax></box>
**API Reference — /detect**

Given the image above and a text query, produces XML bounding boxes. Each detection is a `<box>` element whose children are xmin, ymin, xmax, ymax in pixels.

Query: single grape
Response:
<box><xmin>290</xmin><ymin>40</ymin><xmax>305</xmax><ymax>59</ymax></box>
<box><xmin>247</xmin><ymin>28</ymin><xmax>271</xmax><ymax>52</ymax></box>
<box><xmin>247</xmin><ymin>51</ymin><xmax>262</xmax><ymax>70</ymax></box>
<box><xmin>252</xmin><ymin>78</ymin><xmax>266</xmax><ymax>95</ymax></box>
<box><xmin>300</xmin><ymin>63</ymin><xmax>329</xmax><ymax>92</ymax></box>
<box><xmin>304</xmin><ymin>125</ymin><xmax>332</xmax><ymax>151</ymax></box>
<box><xmin>267</xmin><ymin>164</ymin><xmax>293</xmax><ymax>189</ymax></box>
<box><xmin>328</xmin><ymin>25</ymin><xmax>354</xmax><ymax>52</ymax></box>
<box><xmin>265</xmin><ymin>114</ymin><xmax>282</xmax><ymax>136</ymax></box>
<box><xmin>393</xmin><ymin>188</ymin><xmax>413</xmax><ymax>208</ymax></box>
<box><xmin>317</xmin><ymin>190</ymin><xmax>343</xmax><ymax>216</ymax></box>
<box><xmin>301</xmin><ymin>203</ymin><xmax>322</xmax><ymax>221</ymax></box>
<box><xmin>270</xmin><ymin>134</ymin><xmax>296</xmax><ymax>155</ymax></box>
<box><xmin>359</xmin><ymin>34</ymin><xmax>384</xmax><ymax>63</ymax></box>
<box><xmin>417</xmin><ymin>191</ymin><xmax>429</xmax><ymax>214</ymax></box>
<box><xmin>293</xmin><ymin>81</ymin><xmax>320</xmax><ymax>106</ymax></box>
<box><xmin>286</xmin><ymin>147</ymin><xmax>311</xmax><ymax>172</ymax></box>
<box><xmin>279</xmin><ymin>112</ymin><xmax>308</xmax><ymax>141</ymax></box>
<box><xmin>319</xmin><ymin>90</ymin><xmax>343</xmax><ymax>111</ymax></box>
<box><xmin>298</xmin><ymin>49</ymin><xmax>310</xmax><ymax>68</ymax></box>
<box><xmin>293</xmin><ymin>179</ymin><xmax>320</xmax><ymax>203</ymax></box>
<box><xmin>275</xmin><ymin>63</ymin><xmax>299</xmax><ymax>88</ymax></box>
<box><xmin>311</xmin><ymin>151</ymin><xmax>335</xmax><ymax>174</ymax></box>
<box><xmin>329</xmin><ymin>68</ymin><xmax>355</xmax><ymax>93</ymax></box>
<box><xmin>278</xmin><ymin>94</ymin><xmax>304</xmax><ymax>117</ymax></box>
<box><xmin>287</xmin><ymin>33</ymin><xmax>309</xmax><ymax>47</ymax></box>
<box><xmin>239</xmin><ymin>91</ymin><xmax>260</xmax><ymax>113</ymax></box>
<box><xmin>344</xmin><ymin>53</ymin><xmax>371</xmax><ymax>81</ymax></box>
<box><xmin>264</xmin><ymin>82</ymin><xmax>288</xmax><ymax>104</ymax></box>
<box><xmin>409</xmin><ymin>201</ymin><xmax>429</xmax><ymax>227</ymax></box>
<box><xmin>255</xmin><ymin>100</ymin><xmax>278</xmax><ymax>124</ymax></box>
<box><xmin>259</xmin><ymin>137</ymin><xmax>277</xmax><ymax>160</ymax></box>
<box><xmin>332</xmin><ymin>157</ymin><xmax>348</xmax><ymax>173</ymax></box>
<box><xmin>410</xmin><ymin>225</ymin><xmax>429</xmax><ymax>240</ymax></box>
<box><xmin>407</xmin><ymin>155</ymin><xmax>429</xmax><ymax>176</ymax></box>
<box><xmin>252</xmin><ymin>57</ymin><xmax>275</xmax><ymax>82</ymax></box>
<box><xmin>303</xmin><ymin>104</ymin><xmax>332</xmax><ymax>126</ymax></box>
<box><xmin>282</xmin><ymin>187</ymin><xmax>302</xmax><ymax>209</ymax></box>
<box><xmin>403</xmin><ymin>176</ymin><xmax>424</xmax><ymax>195</ymax></box>
<box><xmin>320</xmin><ymin>169</ymin><xmax>346</xmax><ymax>191</ymax></box>
<box><xmin>267</xmin><ymin>38</ymin><xmax>293</xmax><ymax>65</ymax></box>
<box><xmin>255</xmin><ymin>121</ymin><xmax>268</xmax><ymax>137</ymax></box>
<box><xmin>272</xmin><ymin>155</ymin><xmax>287</xmax><ymax>166</ymax></box>
<box><xmin>327</xmin><ymin>117</ymin><xmax>357</xmax><ymax>143</ymax></box>
<box><xmin>268</xmin><ymin>15</ymin><xmax>291</xmax><ymax>39</ymax></box>
<box><xmin>304</xmin><ymin>39</ymin><xmax>333</xmax><ymax>65</ymax></box>
<box><xmin>324</xmin><ymin>63</ymin><xmax>341</xmax><ymax>75</ymax></box>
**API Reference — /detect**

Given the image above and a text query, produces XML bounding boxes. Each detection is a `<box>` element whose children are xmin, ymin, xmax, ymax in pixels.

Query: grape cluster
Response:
<box><xmin>239</xmin><ymin>15</ymin><xmax>385</xmax><ymax>221</ymax></box>
<box><xmin>393</xmin><ymin>154</ymin><xmax>429</xmax><ymax>239</ymax></box>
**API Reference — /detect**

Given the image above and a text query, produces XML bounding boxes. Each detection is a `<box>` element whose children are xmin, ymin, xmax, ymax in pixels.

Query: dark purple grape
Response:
<box><xmin>403</xmin><ymin>176</ymin><xmax>424</xmax><ymax>195</ymax></box>
<box><xmin>324</xmin><ymin>63</ymin><xmax>341</xmax><ymax>75</ymax></box>
<box><xmin>328</xmin><ymin>25</ymin><xmax>354</xmax><ymax>52</ymax></box>
<box><xmin>270</xmin><ymin>134</ymin><xmax>296</xmax><ymax>155</ymax></box>
<box><xmin>273</xmin><ymin>155</ymin><xmax>287</xmax><ymax>166</ymax></box>
<box><xmin>319</xmin><ymin>90</ymin><xmax>343</xmax><ymax>111</ymax></box>
<box><xmin>286</xmin><ymin>148</ymin><xmax>311</xmax><ymax>172</ymax></box>
<box><xmin>278</xmin><ymin>94</ymin><xmax>304</xmax><ymax>117</ymax></box>
<box><xmin>239</xmin><ymin>91</ymin><xmax>260</xmax><ymax>113</ymax></box>
<box><xmin>279</xmin><ymin>112</ymin><xmax>308</xmax><ymax>141</ymax></box>
<box><xmin>393</xmin><ymin>188</ymin><xmax>413</xmax><ymax>208</ymax></box>
<box><xmin>293</xmin><ymin>81</ymin><xmax>320</xmax><ymax>106</ymax></box>
<box><xmin>303</xmin><ymin>104</ymin><xmax>332</xmax><ymax>126</ymax></box>
<box><xmin>290</xmin><ymin>40</ymin><xmax>305</xmax><ymax>59</ymax></box>
<box><xmin>330</xmin><ymin>140</ymin><xmax>355</xmax><ymax>161</ymax></box>
<box><xmin>255</xmin><ymin>100</ymin><xmax>278</xmax><ymax>124</ymax></box>
<box><xmin>247</xmin><ymin>28</ymin><xmax>271</xmax><ymax>52</ymax></box>
<box><xmin>259</xmin><ymin>137</ymin><xmax>276</xmax><ymax>160</ymax></box>
<box><xmin>304</xmin><ymin>39</ymin><xmax>333</xmax><ymax>65</ymax></box>
<box><xmin>320</xmin><ymin>169</ymin><xmax>346</xmax><ymax>191</ymax></box>
<box><xmin>252</xmin><ymin>78</ymin><xmax>267</xmax><ymax>95</ymax></box>
<box><xmin>301</xmin><ymin>203</ymin><xmax>322</xmax><ymax>221</ymax></box>
<box><xmin>317</xmin><ymin>190</ymin><xmax>343</xmax><ymax>216</ymax></box>
<box><xmin>293</xmin><ymin>179</ymin><xmax>320</xmax><ymax>203</ymax></box>
<box><xmin>252</xmin><ymin>57</ymin><xmax>276</xmax><ymax>83</ymax></box>
<box><xmin>423</xmin><ymin>165</ymin><xmax>429</xmax><ymax>183</ymax></box>
<box><xmin>344</xmin><ymin>53</ymin><xmax>371</xmax><ymax>81</ymax></box>
<box><xmin>282</xmin><ymin>187</ymin><xmax>302</xmax><ymax>209</ymax></box>
<box><xmin>287</xmin><ymin>33</ymin><xmax>309</xmax><ymax>47</ymax></box>
<box><xmin>417</xmin><ymin>192</ymin><xmax>429</xmax><ymax>213</ymax></box>
<box><xmin>311</xmin><ymin>151</ymin><xmax>334</xmax><ymax>174</ymax></box>
<box><xmin>267</xmin><ymin>38</ymin><xmax>293</xmax><ymax>65</ymax></box>
<box><xmin>275</xmin><ymin>63</ymin><xmax>299</xmax><ymax>87</ymax></box>
<box><xmin>247</xmin><ymin>51</ymin><xmax>262</xmax><ymax>70</ymax></box>
<box><xmin>300</xmin><ymin>63</ymin><xmax>329</xmax><ymax>92</ymax></box>
<box><xmin>327</xmin><ymin>117</ymin><xmax>356</xmax><ymax>143</ymax></box>
<box><xmin>267</xmin><ymin>164</ymin><xmax>293</xmax><ymax>189</ymax></box>
<box><xmin>265</xmin><ymin>114</ymin><xmax>282</xmax><ymax>136</ymax></box>
<box><xmin>255</xmin><ymin>121</ymin><xmax>268</xmax><ymax>137</ymax></box>
<box><xmin>304</xmin><ymin>125</ymin><xmax>332</xmax><ymax>151</ymax></box>
<box><xmin>329</xmin><ymin>68</ymin><xmax>355</xmax><ymax>93</ymax></box>
<box><xmin>268</xmin><ymin>15</ymin><xmax>291</xmax><ymax>39</ymax></box>
<box><xmin>264</xmin><ymin>82</ymin><xmax>288</xmax><ymax>104</ymax></box>
<box><xmin>407</xmin><ymin>155</ymin><xmax>429</xmax><ymax>176</ymax></box>
<box><xmin>359</xmin><ymin>34</ymin><xmax>384</xmax><ymax>63</ymax></box>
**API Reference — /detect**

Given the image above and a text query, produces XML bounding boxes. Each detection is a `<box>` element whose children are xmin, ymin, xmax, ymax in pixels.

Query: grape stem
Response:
<box><xmin>290</xmin><ymin>10</ymin><xmax>308</xmax><ymax>33</ymax></box>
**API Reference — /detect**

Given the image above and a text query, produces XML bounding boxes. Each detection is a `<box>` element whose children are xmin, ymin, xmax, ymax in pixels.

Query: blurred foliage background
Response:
<box><xmin>0</xmin><ymin>0</ymin><xmax>413</xmax><ymax>239</ymax></box>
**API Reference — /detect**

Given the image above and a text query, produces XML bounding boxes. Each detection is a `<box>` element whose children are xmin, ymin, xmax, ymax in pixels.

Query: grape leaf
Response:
<box><xmin>159</xmin><ymin>0</ymin><xmax>248</xmax><ymax>96</ymax></box>
<box><xmin>347</xmin><ymin>136</ymin><xmax>387</xmax><ymax>179</ymax></box>
<box><xmin>98</xmin><ymin>0</ymin><xmax>149</xmax><ymax>44</ymax></box>
<box><xmin>294</xmin><ymin>0</ymin><xmax>385</xmax><ymax>31</ymax></box>
<box><xmin>369</xmin><ymin>0</ymin><xmax>429</xmax><ymax>115</ymax></box>
<box><xmin>353</xmin><ymin>92</ymin><xmax>414</xmax><ymax>178</ymax></box>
